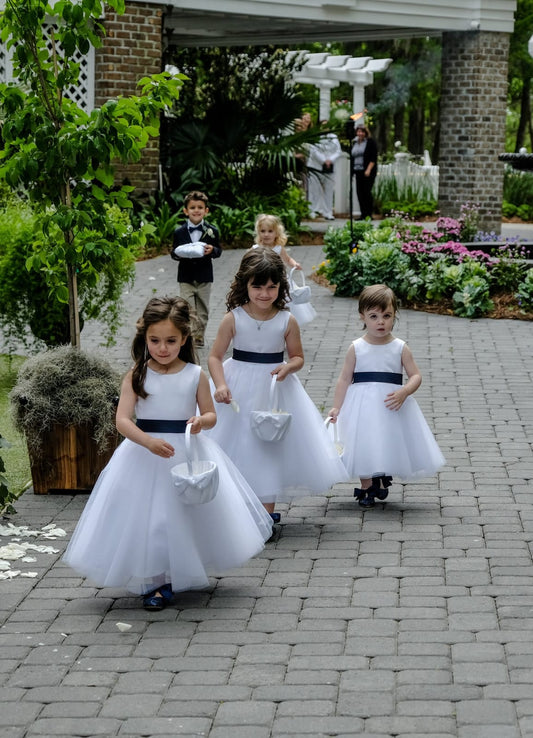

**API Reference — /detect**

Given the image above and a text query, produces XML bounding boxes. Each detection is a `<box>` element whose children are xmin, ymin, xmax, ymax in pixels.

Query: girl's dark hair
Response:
<box><xmin>358</xmin><ymin>284</ymin><xmax>398</xmax><ymax>314</ymax></box>
<box><xmin>226</xmin><ymin>247</ymin><xmax>290</xmax><ymax>311</ymax></box>
<box><xmin>131</xmin><ymin>296</ymin><xmax>198</xmax><ymax>398</ymax></box>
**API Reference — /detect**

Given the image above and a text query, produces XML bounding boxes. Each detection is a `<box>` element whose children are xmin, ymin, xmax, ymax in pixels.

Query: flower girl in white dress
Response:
<box><xmin>63</xmin><ymin>297</ymin><xmax>272</xmax><ymax>610</ymax></box>
<box><xmin>252</xmin><ymin>213</ymin><xmax>316</xmax><ymax>326</ymax></box>
<box><xmin>329</xmin><ymin>284</ymin><xmax>445</xmax><ymax>508</ymax></box>
<box><xmin>208</xmin><ymin>247</ymin><xmax>347</xmax><ymax>524</ymax></box>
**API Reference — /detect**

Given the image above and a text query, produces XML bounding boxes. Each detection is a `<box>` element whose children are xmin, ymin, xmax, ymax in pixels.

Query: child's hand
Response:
<box><xmin>214</xmin><ymin>384</ymin><xmax>232</xmax><ymax>404</ymax></box>
<box><xmin>292</xmin><ymin>261</ymin><xmax>302</xmax><ymax>270</ymax></box>
<box><xmin>384</xmin><ymin>389</ymin><xmax>407</xmax><ymax>411</ymax></box>
<box><xmin>187</xmin><ymin>417</ymin><xmax>203</xmax><ymax>434</ymax></box>
<box><xmin>328</xmin><ymin>409</ymin><xmax>339</xmax><ymax>422</ymax></box>
<box><xmin>203</xmin><ymin>243</ymin><xmax>213</xmax><ymax>255</ymax></box>
<box><xmin>271</xmin><ymin>365</ymin><xmax>290</xmax><ymax>381</ymax></box>
<box><xmin>147</xmin><ymin>437</ymin><xmax>175</xmax><ymax>458</ymax></box>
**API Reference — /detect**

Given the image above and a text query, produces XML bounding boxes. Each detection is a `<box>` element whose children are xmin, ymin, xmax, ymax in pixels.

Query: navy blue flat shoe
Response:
<box><xmin>270</xmin><ymin>513</ymin><xmax>281</xmax><ymax>524</ymax></box>
<box><xmin>142</xmin><ymin>583</ymin><xmax>173</xmax><ymax>611</ymax></box>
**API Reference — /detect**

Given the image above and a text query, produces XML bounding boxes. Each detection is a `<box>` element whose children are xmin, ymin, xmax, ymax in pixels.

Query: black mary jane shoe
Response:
<box><xmin>373</xmin><ymin>475</ymin><xmax>393</xmax><ymax>501</ymax></box>
<box><xmin>354</xmin><ymin>487</ymin><xmax>376</xmax><ymax>508</ymax></box>
<box><xmin>142</xmin><ymin>583</ymin><xmax>173</xmax><ymax>611</ymax></box>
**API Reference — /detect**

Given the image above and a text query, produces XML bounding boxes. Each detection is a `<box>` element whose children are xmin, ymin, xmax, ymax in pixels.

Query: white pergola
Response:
<box><xmin>288</xmin><ymin>51</ymin><xmax>392</xmax><ymax>122</ymax></box>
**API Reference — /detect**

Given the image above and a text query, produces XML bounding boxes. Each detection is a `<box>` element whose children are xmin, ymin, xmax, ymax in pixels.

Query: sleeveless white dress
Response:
<box><xmin>63</xmin><ymin>363</ymin><xmax>272</xmax><ymax>595</ymax></box>
<box><xmin>209</xmin><ymin>307</ymin><xmax>347</xmax><ymax>502</ymax></box>
<box><xmin>338</xmin><ymin>337</ymin><xmax>445</xmax><ymax>480</ymax></box>
<box><xmin>252</xmin><ymin>244</ymin><xmax>316</xmax><ymax>326</ymax></box>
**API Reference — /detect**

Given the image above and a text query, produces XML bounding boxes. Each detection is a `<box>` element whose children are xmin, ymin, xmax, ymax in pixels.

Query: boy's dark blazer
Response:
<box><xmin>171</xmin><ymin>221</ymin><xmax>221</xmax><ymax>283</ymax></box>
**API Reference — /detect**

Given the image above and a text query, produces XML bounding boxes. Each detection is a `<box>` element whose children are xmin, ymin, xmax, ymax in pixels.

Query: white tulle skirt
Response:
<box><xmin>338</xmin><ymin>382</ymin><xmax>445</xmax><ymax>481</ymax></box>
<box><xmin>209</xmin><ymin>361</ymin><xmax>348</xmax><ymax>503</ymax></box>
<box><xmin>63</xmin><ymin>434</ymin><xmax>273</xmax><ymax>595</ymax></box>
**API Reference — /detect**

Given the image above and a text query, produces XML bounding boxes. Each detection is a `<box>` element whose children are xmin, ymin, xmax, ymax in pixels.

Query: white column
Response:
<box><xmin>318</xmin><ymin>83</ymin><xmax>337</xmax><ymax>121</ymax></box>
<box><xmin>351</xmin><ymin>85</ymin><xmax>366</xmax><ymax>121</ymax></box>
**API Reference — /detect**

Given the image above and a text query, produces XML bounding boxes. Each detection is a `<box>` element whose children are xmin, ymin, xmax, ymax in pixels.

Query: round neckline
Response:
<box><xmin>147</xmin><ymin>361</ymin><xmax>188</xmax><ymax>376</ymax></box>
<box><xmin>242</xmin><ymin>306</ymin><xmax>279</xmax><ymax>324</ymax></box>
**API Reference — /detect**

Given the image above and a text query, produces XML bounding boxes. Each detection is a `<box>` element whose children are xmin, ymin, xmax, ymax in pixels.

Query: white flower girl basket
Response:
<box><xmin>324</xmin><ymin>416</ymin><xmax>344</xmax><ymax>456</ymax></box>
<box><xmin>170</xmin><ymin>425</ymin><xmax>219</xmax><ymax>504</ymax></box>
<box><xmin>250</xmin><ymin>376</ymin><xmax>292</xmax><ymax>442</ymax></box>
<box><xmin>288</xmin><ymin>267</ymin><xmax>312</xmax><ymax>304</ymax></box>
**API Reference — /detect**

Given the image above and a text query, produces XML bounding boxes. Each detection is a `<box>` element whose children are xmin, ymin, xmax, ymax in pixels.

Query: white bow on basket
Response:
<box><xmin>289</xmin><ymin>267</ymin><xmax>312</xmax><ymax>305</ymax></box>
<box><xmin>170</xmin><ymin>424</ymin><xmax>219</xmax><ymax>504</ymax></box>
<box><xmin>325</xmin><ymin>416</ymin><xmax>344</xmax><ymax>456</ymax></box>
<box><xmin>250</xmin><ymin>376</ymin><xmax>292</xmax><ymax>442</ymax></box>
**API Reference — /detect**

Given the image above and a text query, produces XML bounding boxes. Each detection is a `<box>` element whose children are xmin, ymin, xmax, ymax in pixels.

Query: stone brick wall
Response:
<box><xmin>94</xmin><ymin>2</ymin><xmax>162</xmax><ymax>193</ymax></box>
<box><xmin>439</xmin><ymin>31</ymin><xmax>510</xmax><ymax>233</ymax></box>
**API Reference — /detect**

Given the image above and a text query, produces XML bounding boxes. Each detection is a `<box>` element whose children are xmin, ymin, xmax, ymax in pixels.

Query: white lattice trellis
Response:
<box><xmin>0</xmin><ymin>19</ymin><xmax>94</xmax><ymax>111</ymax></box>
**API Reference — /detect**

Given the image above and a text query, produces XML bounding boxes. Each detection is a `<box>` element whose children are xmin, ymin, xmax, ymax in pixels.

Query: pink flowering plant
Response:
<box><xmin>315</xmin><ymin>205</ymin><xmax>531</xmax><ymax>319</ymax></box>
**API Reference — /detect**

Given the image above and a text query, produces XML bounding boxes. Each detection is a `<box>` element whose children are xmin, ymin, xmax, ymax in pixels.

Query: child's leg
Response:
<box><xmin>263</xmin><ymin>502</ymin><xmax>281</xmax><ymax>525</ymax></box>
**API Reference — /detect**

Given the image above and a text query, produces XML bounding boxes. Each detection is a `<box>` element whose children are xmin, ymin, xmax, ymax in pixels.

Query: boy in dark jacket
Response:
<box><xmin>171</xmin><ymin>191</ymin><xmax>221</xmax><ymax>346</ymax></box>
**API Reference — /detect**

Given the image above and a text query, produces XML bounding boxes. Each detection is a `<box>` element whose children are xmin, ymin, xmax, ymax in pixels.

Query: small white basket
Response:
<box><xmin>250</xmin><ymin>376</ymin><xmax>292</xmax><ymax>442</ymax></box>
<box><xmin>171</xmin><ymin>425</ymin><xmax>219</xmax><ymax>504</ymax></box>
<box><xmin>325</xmin><ymin>416</ymin><xmax>344</xmax><ymax>456</ymax></box>
<box><xmin>289</xmin><ymin>267</ymin><xmax>312</xmax><ymax>305</ymax></box>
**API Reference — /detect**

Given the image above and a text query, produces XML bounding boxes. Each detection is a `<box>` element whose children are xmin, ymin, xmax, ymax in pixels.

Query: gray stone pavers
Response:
<box><xmin>1</xmin><ymin>237</ymin><xmax>533</xmax><ymax>736</ymax></box>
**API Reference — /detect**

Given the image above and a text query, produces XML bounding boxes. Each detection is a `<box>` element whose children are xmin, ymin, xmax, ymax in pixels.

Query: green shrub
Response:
<box><xmin>379</xmin><ymin>200</ymin><xmax>438</xmax><ymax>219</ymax></box>
<box><xmin>319</xmin><ymin>223</ymin><xmax>358</xmax><ymax>296</ymax></box>
<box><xmin>489</xmin><ymin>246</ymin><xmax>529</xmax><ymax>292</ymax></box>
<box><xmin>516</xmin><ymin>268</ymin><xmax>533</xmax><ymax>311</ymax></box>
<box><xmin>453</xmin><ymin>277</ymin><xmax>494</xmax><ymax>318</ymax></box>
<box><xmin>210</xmin><ymin>185</ymin><xmax>311</xmax><ymax>247</ymax></box>
<box><xmin>0</xmin><ymin>200</ymin><xmax>138</xmax><ymax>350</ymax></box>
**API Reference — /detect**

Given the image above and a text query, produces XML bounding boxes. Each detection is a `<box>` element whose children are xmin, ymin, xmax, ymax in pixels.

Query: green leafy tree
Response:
<box><xmin>161</xmin><ymin>46</ymin><xmax>319</xmax><ymax>204</ymax></box>
<box><xmin>0</xmin><ymin>0</ymin><xmax>184</xmax><ymax>347</ymax></box>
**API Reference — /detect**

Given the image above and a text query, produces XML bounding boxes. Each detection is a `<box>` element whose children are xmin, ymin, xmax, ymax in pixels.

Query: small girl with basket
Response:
<box><xmin>328</xmin><ymin>284</ymin><xmax>445</xmax><ymax>508</ymax></box>
<box><xmin>63</xmin><ymin>297</ymin><xmax>272</xmax><ymax>611</ymax></box>
<box><xmin>208</xmin><ymin>247</ymin><xmax>347</xmax><ymax>524</ymax></box>
<box><xmin>252</xmin><ymin>213</ymin><xmax>316</xmax><ymax>326</ymax></box>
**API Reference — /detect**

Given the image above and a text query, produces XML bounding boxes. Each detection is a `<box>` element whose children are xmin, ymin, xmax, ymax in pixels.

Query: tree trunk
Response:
<box><xmin>515</xmin><ymin>76</ymin><xmax>531</xmax><ymax>151</ymax></box>
<box><xmin>67</xmin><ymin>262</ymin><xmax>81</xmax><ymax>348</ymax></box>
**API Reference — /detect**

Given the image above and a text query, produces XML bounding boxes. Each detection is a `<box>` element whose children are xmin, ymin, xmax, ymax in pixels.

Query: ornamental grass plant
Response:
<box><xmin>10</xmin><ymin>346</ymin><xmax>121</xmax><ymax>456</ymax></box>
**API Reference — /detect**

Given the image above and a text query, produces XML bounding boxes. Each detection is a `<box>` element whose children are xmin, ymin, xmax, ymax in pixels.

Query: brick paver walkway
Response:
<box><xmin>1</xmin><ymin>241</ymin><xmax>533</xmax><ymax>737</ymax></box>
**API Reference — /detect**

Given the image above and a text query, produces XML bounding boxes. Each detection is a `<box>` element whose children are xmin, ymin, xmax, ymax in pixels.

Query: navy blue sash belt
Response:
<box><xmin>136</xmin><ymin>419</ymin><xmax>188</xmax><ymax>433</ymax></box>
<box><xmin>352</xmin><ymin>372</ymin><xmax>403</xmax><ymax>385</ymax></box>
<box><xmin>232</xmin><ymin>349</ymin><xmax>284</xmax><ymax>364</ymax></box>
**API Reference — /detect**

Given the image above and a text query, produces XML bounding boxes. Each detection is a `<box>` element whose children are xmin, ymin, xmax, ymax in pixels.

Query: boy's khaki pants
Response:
<box><xmin>179</xmin><ymin>281</ymin><xmax>212</xmax><ymax>342</ymax></box>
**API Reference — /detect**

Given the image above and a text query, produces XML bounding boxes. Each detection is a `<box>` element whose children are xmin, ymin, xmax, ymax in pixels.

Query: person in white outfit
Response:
<box><xmin>306</xmin><ymin>121</ymin><xmax>342</xmax><ymax>220</ymax></box>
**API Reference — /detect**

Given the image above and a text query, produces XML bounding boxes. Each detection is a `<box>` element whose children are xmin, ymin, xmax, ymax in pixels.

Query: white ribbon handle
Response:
<box><xmin>269</xmin><ymin>375</ymin><xmax>280</xmax><ymax>410</ymax></box>
<box><xmin>324</xmin><ymin>416</ymin><xmax>339</xmax><ymax>444</ymax></box>
<box><xmin>184</xmin><ymin>424</ymin><xmax>197</xmax><ymax>475</ymax></box>
<box><xmin>289</xmin><ymin>266</ymin><xmax>306</xmax><ymax>288</ymax></box>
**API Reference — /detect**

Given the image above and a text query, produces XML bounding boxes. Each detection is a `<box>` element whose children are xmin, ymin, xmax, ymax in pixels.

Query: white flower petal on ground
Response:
<box><xmin>116</xmin><ymin>622</ymin><xmax>132</xmax><ymax>632</ymax></box>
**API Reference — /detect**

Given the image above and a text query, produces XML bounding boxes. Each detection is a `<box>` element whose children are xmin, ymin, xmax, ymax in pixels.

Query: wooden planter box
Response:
<box><xmin>29</xmin><ymin>422</ymin><xmax>120</xmax><ymax>494</ymax></box>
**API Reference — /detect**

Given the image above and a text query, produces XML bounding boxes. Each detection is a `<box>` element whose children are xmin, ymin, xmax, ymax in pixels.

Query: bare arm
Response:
<box><xmin>328</xmin><ymin>344</ymin><xmax>356</xmax><ymax>420</ymax></box>
<box><xmin>279</xmin><ymin>245</ymin><xmax>301</xmax><ymax>270</ymax></box>
<box><xmin>188</xmin><ymin>370</ymin><xmax>217</xmax><ymax>433</ymax></box>
<box><xmin>272</xmin><ymin>314</ymin><xmax>304</xmax><ymax>381</ymax></box>
<box><xmin>384</xmin><ymin>344</ymin><xmax>422</xmax><ymax>411</ymax></box>
<box><xmin>208</xmin><ymin>312</ymin><xmax>235</xmax><ymax>404</ymax></box>
<box><xmin>115</xmin><ymin>371</ymin><xmax>175</xmax><ymax>458</ymax></box>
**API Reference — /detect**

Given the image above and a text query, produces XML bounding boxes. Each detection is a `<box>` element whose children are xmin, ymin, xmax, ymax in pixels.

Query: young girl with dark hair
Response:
<box><xmin>63</xmin><ymin>296</ymin><xmax>272</xmax><ymax>610</ymax></box>
<box><xmin>208</xmin><ymin>248</ymin><xmax>347</xmax><ymax>525</ymax></box>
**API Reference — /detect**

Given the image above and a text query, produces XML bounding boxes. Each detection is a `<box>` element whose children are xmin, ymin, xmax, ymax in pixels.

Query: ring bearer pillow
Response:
<box><xmin>173</xmin><ymin>242</ymin><xmax>206</xmax><ymax>259</ymax></box>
